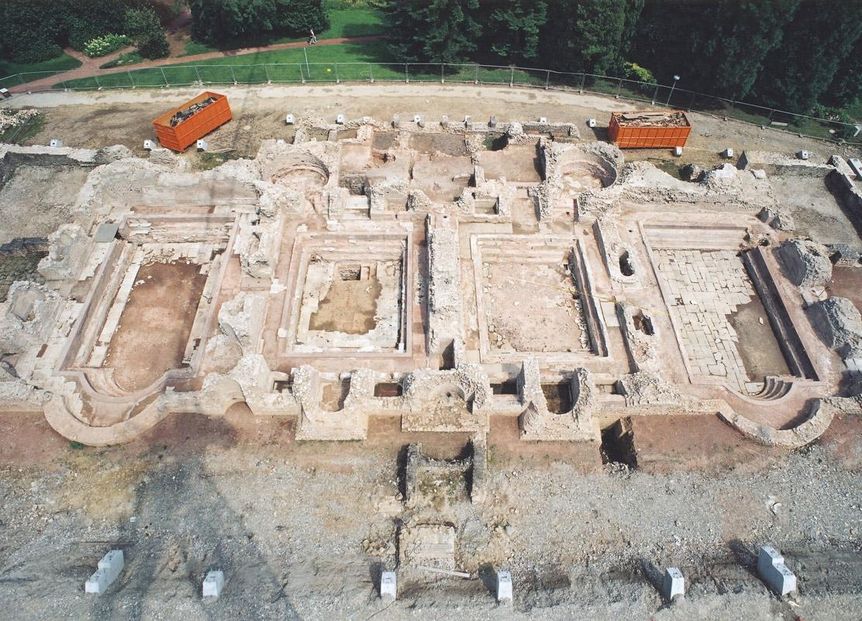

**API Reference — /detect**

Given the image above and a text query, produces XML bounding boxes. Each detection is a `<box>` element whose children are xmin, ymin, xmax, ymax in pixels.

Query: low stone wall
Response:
<box><xmin>718</xmin><ymin>399</ymin><xmax>836</xmax><ymax>448</ymax></box>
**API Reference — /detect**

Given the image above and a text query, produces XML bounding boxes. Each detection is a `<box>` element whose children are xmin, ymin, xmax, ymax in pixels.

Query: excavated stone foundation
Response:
<box><xmin>0</xmin><ymin>117</ymin><xmax>858</xmax><ymax>448</ymax></box>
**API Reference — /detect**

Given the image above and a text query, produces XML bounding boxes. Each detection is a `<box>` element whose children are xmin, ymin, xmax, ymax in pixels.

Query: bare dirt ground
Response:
<box><xmin>0</xmin><ymin>164</ymin><xmax>90</xmax><ymax>244</ymax></box>
<box><xmin>104</xmin><ymin>261</ymin><xmax>206</xmax><ymax>391</ymax></box>
<box><xmin>484</xmin><ymin>261</ymin><xmax>586</xmax><ymax>353</ymax></box>
<box><xmin>771</xmin><ymin>174</ymin><xmax>860</xmax><ymax>246</ymax></box>
<box><xmin>828</xmin><ymin>266</ymin><xmax>862</xmax><ymax>311</ymax></box>
<box><xmin>308</xmin><ymin>269</ymin><xmax>381</xmax><ymax>334</ymax></box>
<box><xmin>728</xmin><ymin>297</ymin><xmax>791</xmax><ymax>381</ymax></box>
<box><xmin>0</xmin><ymin>409</ymin><xmax>861</xmax><ymax>619</ymax></box>
<box><xmin>9</xmin><ymin>84</ymin><xmax>861</xmax><ymax>165</ymax></box>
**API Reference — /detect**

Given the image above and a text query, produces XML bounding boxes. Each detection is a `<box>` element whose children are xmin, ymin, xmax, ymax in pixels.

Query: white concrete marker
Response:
<box><xmin>464</xmin><ymin>115</ymin><xmax>472</xmax><ymax>127</ymax></box>
<box><xmin>85</xmin><ymin>550</ymin><xmax>124</xmax><ymax>595</ymax></box>
<box><xmin>587</xmin><ymin>118</ymin><xmax>597</xmax><ymax>128</ymax></box>
<box><xmin>797</xmin><ymin>150</ymin><xmax>810</xmax><ymax>160</ymax></box>
<box><xmin>380</xmin><ymin>570</ymin><xmax>397</xmax><ymax>600</ymax></box>
<box><xmin>723</xmin><ymin>147</ymin><xmax>734</xmax><ymax>158</ymax></box>
<box><xmin>413</xmin><ymin>114</ymin><xmax>422</xmax><ymax>124</ymax></box>
<box><xmin>674</xmin><ymin>146</ymin><xmax>684</xmax><ymax>156</ymax></box>
<box><xmin>391</xmin><ymin>114</ymin><xmax>400</xmax><ymax>128</ymax></box>
<box><xmin>143</xmin><ymin>139</ymin><xmax>155</xmax><ymax>151</ymax></box>
<box><xmin>489</xmin><ymin>115</ymin><xmax>497</xmax><ymax>128</ymax></box>
<box><xmin>335</xmin><ymin>114</ymin><xmax>346</xmax><ymax>125</ymax></box>
<box><xmin>49</xmin><ymin>138</ymin><xmax>63</xmax><ymax>148</ymax></box>
<box><xmin>538</xmin><ymin>116</ymin><xmax>548</xmax><ymax>124</ymax></box>
<box><xmin>202</xmin><ymin>570</ymin><xmax>225</xmax><ymax>598</ymax></box>
<box><xmin>496</xmin><ymin>569</ymin><xmax>513</xmax><ymax>603</ymax></box>
<box><xmin>662</xmin><ymin>567</ymin><xmax>685</xmax><ymax>600</ymax></box>
<box><xmin>196</xmin><ymin>140</ymin><xmax>208</xmax><ymax>152</ymax></box>
<box><xmin>285</xmin><ymin>114</ymin><xmax>295</xmax><ymax>125</ymax></box>
<box><xmin>757</xmin><ymin>545</ymin><xmax>797</xmax><ymax>597</ymax></box>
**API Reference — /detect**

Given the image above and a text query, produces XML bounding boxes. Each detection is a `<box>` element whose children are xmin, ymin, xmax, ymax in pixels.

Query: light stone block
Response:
<box><xmin>202</xmin><ymin>570</ymin><xmax>225</xmax><ymax>598</ymax></box>
<box><xmin>380</xmin><ymin>570</ymin><xmax>397</xmax><ymax>600</ymax></box>
<box><xmin>496</xmin><ymin>569</ymin><xmax>513</xmax><ymax>603</ymax></box>
<box><xmin>758</xmin><ymin>545</ymin><xmax>797</xmax><ymax>596</ymax></box>
<box><xmin>662</xmin><ymin>567</ymin><xmax>685</xmax><ymax>600</ymax></box>
<box><xmin>85</xmin><ymin>550</ymin><xmax>124</xmax><ymax>595</ymax></box>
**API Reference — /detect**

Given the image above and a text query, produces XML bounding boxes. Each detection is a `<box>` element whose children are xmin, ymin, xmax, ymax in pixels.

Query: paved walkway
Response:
<box><xmin>11</xmin><ymin>36</ymin><xmax>384</xmax><ymax>93</ymax></box>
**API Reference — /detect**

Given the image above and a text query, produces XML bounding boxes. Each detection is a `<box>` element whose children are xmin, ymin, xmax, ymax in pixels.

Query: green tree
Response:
<box><xmin>189</xmin><ymin>0</ymin><xmax>277</xmax><ymax>43</ymax></box>
<box><xmin>824</xmin><ymin>35</ymin><xmax>862</xmax><ymax>110</ymax></box>
<box><xmin>64</xmin><ymin>0</ymin><xmax>130</xmax><ymax>50</ymax></box>
<box><xmin>383</xmin><ymin>0</ymin><xmax>481</xmax><ymax>63</ymax></box>
<box><xmin>632</xmin><ymin>0</ymin><xmax>798</xmax><ymax>100</ymax></box>
<box><xmin>539</xmin><ymin>0</ymin><xmax>643</xmax><ymax>75</ymax></box>
<box><xmin>752</xmin><ymin>0</ymin><xmax>862</xmax><ymax>112</ymax></box>
<box><xmin>125</xmin><ymin>7</ymin><xmax>170</xmax><ymax>59</ymax></box>
<box><xmin>478</xmin><ymin>0</ymin><xmax>548</xmax><ymax>63</ymax></box>
<box><xmin>273</xmin><ymin>0</ymin><xmax>329</xmax><ymax>36</ymax></box>
<box><xmin>0</xmin><ymin>0</ymin><xmax>64</xmax><ymax>63</ymax></box>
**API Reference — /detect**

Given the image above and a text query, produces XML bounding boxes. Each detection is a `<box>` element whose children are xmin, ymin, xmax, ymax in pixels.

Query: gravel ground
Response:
<box><xmin>0</xmin><ymin>411</ymin><xmax>860</xmax><ymax>620</ymax></box>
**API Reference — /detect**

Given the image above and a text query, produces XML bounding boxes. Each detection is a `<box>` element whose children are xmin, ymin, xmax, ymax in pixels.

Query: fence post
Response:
<box><xmin>158</xmin><ymin>67</ymin><xmax>167</xmax><ymax>87</ymax></box>
<box><xmin>579</xmin><ymin>73</ymin><xmax>585</xmax><ymax>93</ymax></box>
<box><xmin>768</xmin><ymin>108</ymin><xmax>775</xmax><ymax>122</ymax></box>
<box><xmin>335</xmin><ymin>63</ymin><xmax>340</xmax><ymax>83</ymax></box>
<box><xmin>127</xmin><ymin>70</ymin><xmax>135</xmax><ymax>88</ymax></box>
<box><xmin>441</xmin><ymin>64</ymin><xmax>445</xmax><ymax>84</ymax></box>
<box><xmin>545</xmin><ymin>70</ymin><xmax>550</xmax><ymax>90</ymax></box>
<box><xmin>404</xmin><ymin>63</ymin><xmax>409</xmax><ymax>83</ymax></box>
<box><xmin>369</xmin><ymin>64</ymin><xmax>374</xmax><ymax>83</ymax></box>
<box><xmin>194</xmin><ymin>65</ymin><xmax>202</xmax><ymax>85</ymax></box>
<box><xmin>264</xmin><ymin>64</ymin><xmax>271</xmax><ymax>84</ymax></box>
<box><xmin>95</xmin><ymin>75</ymin><xmax>102</xmax><ymax>89</ymax></box>
<box><xmin>230</xmin><ymin>66</ymin><xmax>237</xmax><ymax>85</ymax></box>
<box><xmin>615</xmin><ymin>78</ymin><xmax>622</xmax><ymax>98</ymax></box>
<box><xmin>299</xmin><ymin>64</ymin><xmax>305</xmax><ymax>83</ymax></box>
<box><xmin>651</xmin><ymin>83</ymin><xmax>659</xmax><ymax>105</ymax></box>
<box><xmin>687</xmin><ymin>91</ymin><xmax>695</xmax><ymax>111</ymax></box>
<box><xmin>474</xmin><ymin>64</ymin><xmax>479</xmax><ymax>84</ymax></box>
<box><xmin>509</xmin><ymin>66</ymin><xmax>514</xmax><ymax>87</ymax></box>
<box><xmin>18</xmin><ymin>73</ymin><xmax>25</xmax><ymax>86</ymax></box>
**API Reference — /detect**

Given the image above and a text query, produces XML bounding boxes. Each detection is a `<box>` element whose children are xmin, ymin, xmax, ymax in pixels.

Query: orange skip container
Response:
<box><xmin>152</xmin><ymin>91</ymin><xmax>232</xmax><ymax>152</ymax></box>
<box><xmin>608</xmin><ymin>111</ymin><xmax>691</xmax><ymax>148</ymax></box>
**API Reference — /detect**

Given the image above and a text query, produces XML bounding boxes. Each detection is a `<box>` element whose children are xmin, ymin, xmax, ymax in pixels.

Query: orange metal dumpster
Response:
<box><xmin>608</xmin><ymin>111</ymin><xmax>691</xmax><ymax>148</ymax></box>
<box><xmin>152</xmin><ymin>91</ymin><xmax>232</xmax><ymax>152</ymax></box>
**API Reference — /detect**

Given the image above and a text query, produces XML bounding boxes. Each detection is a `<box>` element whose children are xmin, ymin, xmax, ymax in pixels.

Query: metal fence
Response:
<box><xmin>2</xmin><ymin>62</ymin><xmax>861</xmax><ymax>145</ymax></box>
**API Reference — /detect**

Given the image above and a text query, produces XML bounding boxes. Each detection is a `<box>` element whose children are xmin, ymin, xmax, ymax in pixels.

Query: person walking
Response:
<box><xmin>309</xmin><ymin>28</ymin><xmax>318</xmax><ymax>45</ymax></box>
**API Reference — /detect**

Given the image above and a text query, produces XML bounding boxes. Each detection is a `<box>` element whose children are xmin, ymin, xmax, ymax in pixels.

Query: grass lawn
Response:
<box><xmin>0</xmin><ymin>53</ymin><xmax>81</xmax><ymax>83</ymax></box>
<box><xmin>100</xmin><ymin>51</ymin><xmax>144</xmax><ymax>69</ymax></box>
<box><xmin>61</xmin><ymin>39</ymin><xmax>562</xmax><ymax>90</ymax></box>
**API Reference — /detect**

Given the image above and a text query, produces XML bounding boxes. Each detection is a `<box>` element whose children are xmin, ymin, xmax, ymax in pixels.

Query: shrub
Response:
<box><xmin>125</xmin><ymin>7</ymin><xmax>170</xmax><ymax>59</ymax></box>
<box><xmin>83</xmin><ymin>34</ymin><xmax>131</xmax><ymax>58</ymax></box>
<box><xmin>623</xmin><ymin>61</ymin><xmax>655</xmax><ymax>85</ymax></box>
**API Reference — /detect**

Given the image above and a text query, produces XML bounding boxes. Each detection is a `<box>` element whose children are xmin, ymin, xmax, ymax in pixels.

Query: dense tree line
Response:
<box><xmin>189</xmin><ymin>0</ymin><xmax>329</xmax><ymax>44</ymax></box>
<box><xmin>0</xmin><ymin>0</ymin><xmax>170</xmax><ymax>63</ymax></box>
<box><xmin>380</xmin><ymin>0</ymin><xmax>862</xmax><ymax>114</ymax></box>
